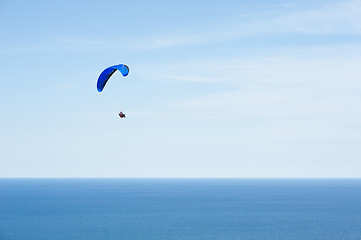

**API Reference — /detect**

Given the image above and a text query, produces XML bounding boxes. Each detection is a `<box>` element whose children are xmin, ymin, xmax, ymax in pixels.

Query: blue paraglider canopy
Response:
<box><xmin>97</xmin><ymin>64</ymin><xmax>129</xmax><ymax>92</ymax></box>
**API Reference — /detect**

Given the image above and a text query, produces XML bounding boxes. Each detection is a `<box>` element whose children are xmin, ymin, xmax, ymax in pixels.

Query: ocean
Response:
<box><xmin>0</xmin><ymin>179</ymin><xmax>360</xmax><ymax>240</ymax></box>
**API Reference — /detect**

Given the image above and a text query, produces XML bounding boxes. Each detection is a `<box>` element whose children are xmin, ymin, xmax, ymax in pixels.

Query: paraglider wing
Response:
<box><xmin>97</xmin><ymin>64</ymin><xmax>129</xmax><ymax>92</ymax></box>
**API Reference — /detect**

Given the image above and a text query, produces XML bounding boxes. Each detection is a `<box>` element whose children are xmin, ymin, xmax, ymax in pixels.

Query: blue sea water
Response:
<box><xmin>0</xmin><ymin>179</ymin><xmax>361</xmax><ymax>240</ymax></box>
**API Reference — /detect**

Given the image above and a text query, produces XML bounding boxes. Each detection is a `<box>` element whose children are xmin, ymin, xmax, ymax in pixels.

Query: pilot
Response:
<box><xmin>119</xmin><ymin>111</ymin><xmax>126</xmax><ymax>118</ymax></box>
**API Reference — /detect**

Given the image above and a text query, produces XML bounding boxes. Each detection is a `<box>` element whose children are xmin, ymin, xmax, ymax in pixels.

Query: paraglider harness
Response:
<box><xmin>119</xmin><ymin>112</ymin><xmax>126</xmax><ymax>118</ymax></box>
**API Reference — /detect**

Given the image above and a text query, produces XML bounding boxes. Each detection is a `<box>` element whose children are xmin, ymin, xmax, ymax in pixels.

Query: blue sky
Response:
<box><xmin>1</xmin><ymin>0</ymin><xmax>361</xmax><ymax>178</ymax></box>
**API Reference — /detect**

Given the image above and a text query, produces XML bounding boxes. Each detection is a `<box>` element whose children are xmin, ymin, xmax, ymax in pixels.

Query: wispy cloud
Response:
<box><xmin>144</xmin><ymin>42</ymin><xmax>361</xmax><ymax>87</ymax></box>
<box><xmin>240</xmin><ymin>0</ymin><xmax>361</xmax><ymax>34</ymax></box>
<box><xmin>141</xmin><ymin>0</ymin><xmax>361</xmax><ymax>49</ymax></box>
<box><xmin>3</xmin><ymin>0</ymin><xmax>359</xmax><ymax>54</ymax></box>
<box><xmin>139</xmin><ymin>31</ymin><xmax>216</xmax><ymax>49</ymax></box>
<box><xmin>165</xmin><ymin>45</ymin><xmax>361</xmax><ymax>123</ymax></box>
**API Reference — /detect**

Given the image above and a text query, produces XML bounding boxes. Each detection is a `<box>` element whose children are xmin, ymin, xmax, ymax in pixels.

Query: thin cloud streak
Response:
<box><xmin>2</xmin><ymin>0</ymin><xmax>360</xmax><ymax>54</ymax></box>
<box><xmin>235</xmin><ymin>0</ymin><xmax>361</xmax><ymax>35</ymax></box>
<box><xmin>142</xmin><ymin>0</ymin><xmax>361</xmax><ymax>49</ymax></box>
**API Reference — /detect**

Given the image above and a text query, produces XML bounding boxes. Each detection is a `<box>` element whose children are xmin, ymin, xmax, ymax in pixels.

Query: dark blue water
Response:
<box><xmin>0</xmin><ymin>179</ymin><xmax>361</xmax><ymax>240</ymax></box>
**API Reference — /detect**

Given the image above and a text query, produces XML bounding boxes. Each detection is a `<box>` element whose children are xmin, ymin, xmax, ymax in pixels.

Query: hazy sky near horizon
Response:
<box><xmin>1</xmin><ymin>0</ymin><xmax>361</xmax><ymax>178</ymax></box>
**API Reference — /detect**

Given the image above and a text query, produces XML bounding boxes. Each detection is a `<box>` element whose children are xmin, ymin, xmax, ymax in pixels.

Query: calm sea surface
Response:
<box><xmin>0</xmin><ymin>179</ymin><xmax>360</xmax><ymax>240</ymax></box>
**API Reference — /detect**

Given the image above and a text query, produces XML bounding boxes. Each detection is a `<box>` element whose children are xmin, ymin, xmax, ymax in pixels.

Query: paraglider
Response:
<box><xmin>97</xmin><ymin>64</ymin><xmax>129</xmax><ymax>118</ymax></box>
<box><xmin>97</xmin><ymin>64</ymin><xmax>129</xmax><ymax>92</ymax></box>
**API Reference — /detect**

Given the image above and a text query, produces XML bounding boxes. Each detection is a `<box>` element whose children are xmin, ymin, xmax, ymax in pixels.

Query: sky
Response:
<box><xmin>1</xmin><ymin>0</ymin><xmax>361</xmax><ymax>178</ymax></box>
